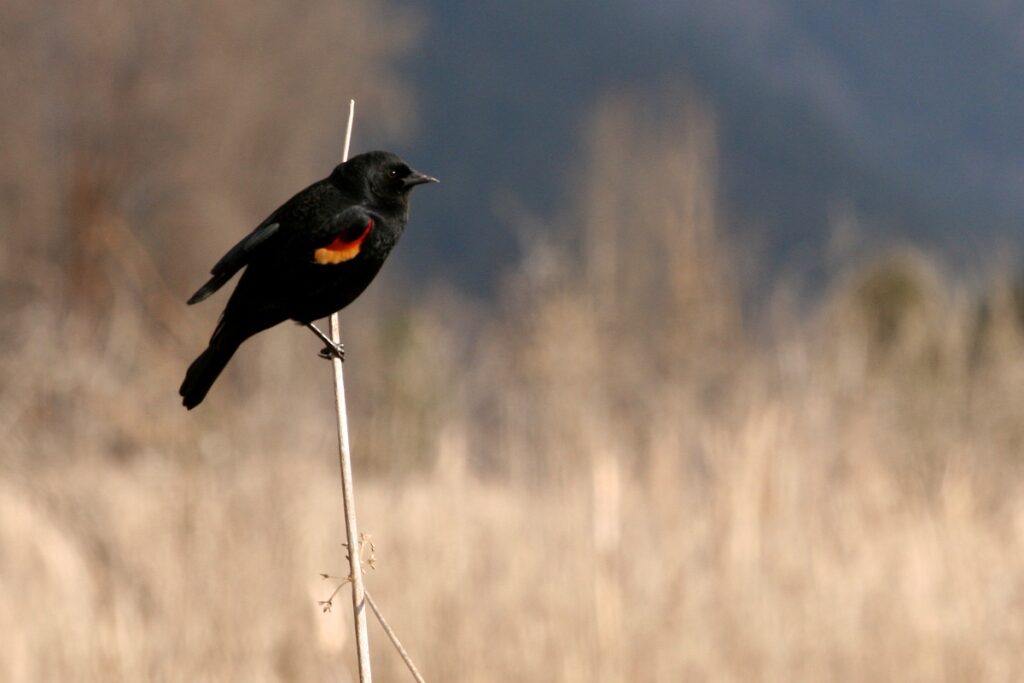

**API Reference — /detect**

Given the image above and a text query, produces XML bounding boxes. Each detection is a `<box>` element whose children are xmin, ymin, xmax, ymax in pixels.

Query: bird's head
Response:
<box><xmin>332</xmin><ymin>151</ymin><xmax>437</xmax><ymax>208</ymax></box>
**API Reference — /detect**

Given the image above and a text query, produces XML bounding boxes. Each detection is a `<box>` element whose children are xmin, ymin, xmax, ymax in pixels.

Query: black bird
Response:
<box><xmin>180</xmin><ymin>150</ymin><xmax>437</xmax><ymax>409</ymax></box>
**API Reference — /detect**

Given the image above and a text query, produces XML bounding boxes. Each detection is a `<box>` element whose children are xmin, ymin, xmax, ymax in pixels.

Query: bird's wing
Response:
<box><xmin>310</xmin><ymin>206</ymin><xmax>377</xmax><ymax>265</ymax></box>
<box><xmin>187</xmin><ymin>217</ymin><xmax>280</xmax><ymax>305</ymax></box>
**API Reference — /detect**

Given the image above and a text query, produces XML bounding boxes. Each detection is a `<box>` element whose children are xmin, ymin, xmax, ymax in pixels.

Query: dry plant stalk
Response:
<box><xmin>330</xmin><ymin>99</ymin><xmax>373</xmax><ymax>682</ymax></box>
<box><xmin>366</xmin><ymin>591</ymin><xmax>427</xmax><ymax>683</ymax></box>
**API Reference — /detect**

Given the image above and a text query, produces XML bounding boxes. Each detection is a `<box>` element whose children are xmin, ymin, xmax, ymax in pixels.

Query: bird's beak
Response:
<box><xmin>404</xmin><ymin>170</ymin><xmax>439</xmax><ymax>188</ymax></box>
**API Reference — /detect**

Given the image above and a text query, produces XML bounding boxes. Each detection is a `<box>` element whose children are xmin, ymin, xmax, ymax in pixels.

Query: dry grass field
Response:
<box><xmin>4</xmin><ymin>94</ymin><xmax>1024</xmax><ymax>682</ymax></box>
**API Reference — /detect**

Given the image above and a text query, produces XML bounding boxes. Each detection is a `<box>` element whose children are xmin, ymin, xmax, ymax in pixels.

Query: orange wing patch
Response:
<box><xmin>313</xmin><ymin>218</ymin><xmax>374</xmax><ymax>264</ymax></box>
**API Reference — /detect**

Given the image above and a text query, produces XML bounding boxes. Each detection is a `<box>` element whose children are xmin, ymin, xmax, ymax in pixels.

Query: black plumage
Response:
<box><xmin>180</xmin><ymin>151</ymin><xmax>436</xmax><ymax>409</ymax></box>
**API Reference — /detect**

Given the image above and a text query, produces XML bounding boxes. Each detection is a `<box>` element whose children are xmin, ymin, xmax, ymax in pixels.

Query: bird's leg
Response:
<box><xmin>306</xmin><ymin>323</ymin><xmax>345</xmax><ymax>361</ymax></box>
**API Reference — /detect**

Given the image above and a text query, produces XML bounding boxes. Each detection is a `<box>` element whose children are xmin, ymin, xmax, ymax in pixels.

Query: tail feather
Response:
<box><xmin>179</xmin><ymin>329</ymin><xmax>244</xmax><ymax>409</ymax></box>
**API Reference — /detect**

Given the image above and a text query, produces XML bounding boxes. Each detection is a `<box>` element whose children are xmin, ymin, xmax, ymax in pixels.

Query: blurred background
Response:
<box><xmin>3</xmin><ymin>1</ymin><xmax>1024</xmax><ymax>681</ymax></box>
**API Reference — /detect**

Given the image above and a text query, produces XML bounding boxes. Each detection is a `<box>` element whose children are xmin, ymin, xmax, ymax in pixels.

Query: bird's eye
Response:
<box><xmin>389</xmin><ymin>169</ymin><xmax>399</xmax><ymax>178</ymax></box>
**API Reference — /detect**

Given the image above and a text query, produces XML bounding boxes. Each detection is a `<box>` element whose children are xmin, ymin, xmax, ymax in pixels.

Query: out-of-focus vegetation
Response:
<box><xmin>408</xmin><ymin>0</ymin><xmax>1024</xmax><ymax>292</ymax></box>
<box><xmin>3</xmin><ymin>3</ymin><xmax>1024</xmax><ymax>682</ymax></box>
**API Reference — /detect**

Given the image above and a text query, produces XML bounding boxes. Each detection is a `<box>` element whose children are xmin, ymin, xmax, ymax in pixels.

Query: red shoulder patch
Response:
<box><xmin>313</xmin><ymin>218</ymin><xmax>374</xmax><ymax>264</ymax></box>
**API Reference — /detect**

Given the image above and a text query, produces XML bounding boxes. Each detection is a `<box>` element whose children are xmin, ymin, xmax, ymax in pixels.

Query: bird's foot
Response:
<box><xmin>306</xmin><ymin>323</ymin><xmax>345</xmax><ymax>362</ymax></box>
<box><xmin>318</xmin><ymin>340</ymin><xmax>345</xmax><ymax>362</ymax></box>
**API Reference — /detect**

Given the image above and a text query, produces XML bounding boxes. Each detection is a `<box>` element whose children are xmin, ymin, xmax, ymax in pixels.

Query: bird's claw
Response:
<box><xmin>318</xmin><ymin>340</ymin><xmax>345</xmax><ymax>361</ymax></box>
<box><xmin>306</xmin><ymin>323</ymin><xmax>345</xmax><ymax>361</ymax></box>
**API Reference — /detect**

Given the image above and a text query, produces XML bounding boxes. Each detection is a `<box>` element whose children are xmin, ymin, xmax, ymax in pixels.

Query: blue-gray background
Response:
<box><xmin>389</xmin><ymin>1</ymin><xmax>1024</xmax><ymax>292</ymax></box>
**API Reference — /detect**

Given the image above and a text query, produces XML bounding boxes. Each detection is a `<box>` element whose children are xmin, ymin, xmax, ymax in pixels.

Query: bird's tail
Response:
<box><xmin>179</xmin><ymin>322</ymin><xmax>245</xmax><ymax>409</ymax></box>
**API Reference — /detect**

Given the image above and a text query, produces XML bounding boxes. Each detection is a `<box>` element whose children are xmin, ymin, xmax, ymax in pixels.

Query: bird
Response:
<box><xmin>179</xmin><ymin>150</ymin><xmax>437</xmax><ymax>409</ymax></box>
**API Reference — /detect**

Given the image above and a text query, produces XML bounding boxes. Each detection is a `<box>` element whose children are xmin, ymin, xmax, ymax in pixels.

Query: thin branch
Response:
<box><xmin>366</xmin><ymin>590</ymin><xmax>427</xmax><ymax>683</ymax></box>
<box><xmin>330</xmin><ymin>99</ymin><xmax>373</xmax><ymax>682</ymax></box>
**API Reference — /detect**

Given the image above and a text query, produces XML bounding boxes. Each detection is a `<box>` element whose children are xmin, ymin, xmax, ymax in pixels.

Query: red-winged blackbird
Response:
<box><xmin>179</xmin><ymin>150</ymin><xmax>437</xmax><ymax>409</ymax></box>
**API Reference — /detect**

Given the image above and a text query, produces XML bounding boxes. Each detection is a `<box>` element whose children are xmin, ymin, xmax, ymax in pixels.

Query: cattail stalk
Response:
<box><xmin>330</xmin><ymin>99</ymin><xmax>373</xmax><ymax>682</ymax></box>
